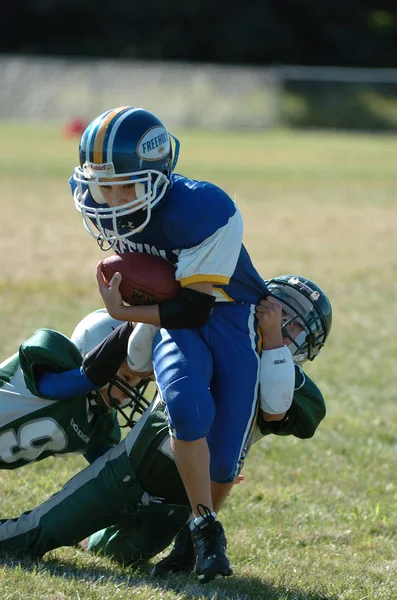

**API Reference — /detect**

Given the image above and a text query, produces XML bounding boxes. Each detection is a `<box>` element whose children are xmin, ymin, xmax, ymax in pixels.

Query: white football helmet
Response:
<box><xmin>71</xmin><ymin>308</ymin><xmax>124</xmax><ymax>357</ymax></box>
<box><xmin>71</xmin><ymin>309</ymin><xmax>152</xmax><ymax>426</ymax></box>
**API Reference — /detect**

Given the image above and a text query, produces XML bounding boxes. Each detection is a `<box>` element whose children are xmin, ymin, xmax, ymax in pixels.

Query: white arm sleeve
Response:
<box><xmin>259</xmin><ymin>345</ymin><xmax>295</xmax><ymax>414</ymax></box>
<box><xmin>127</xmin><ymin>323</ymin><xmax>159</xmax><ymax>373</ymax></box>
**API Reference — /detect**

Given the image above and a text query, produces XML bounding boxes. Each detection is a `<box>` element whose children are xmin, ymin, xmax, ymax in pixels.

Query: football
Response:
<box><xmin>101</xmin><ymin>252</ymin><xmax>181</xmax><ymax>306</ymax></box>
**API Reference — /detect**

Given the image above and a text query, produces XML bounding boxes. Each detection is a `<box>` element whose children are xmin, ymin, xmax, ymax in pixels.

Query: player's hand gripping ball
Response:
<box><xmin>101</xmin><ymin>253</ymin><xmax>180</xmax><ymax>306</ymax></box>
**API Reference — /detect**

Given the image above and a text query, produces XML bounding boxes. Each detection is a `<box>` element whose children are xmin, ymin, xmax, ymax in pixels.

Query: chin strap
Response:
<box><xmin>87</xmin><ymin>390</ymin><xmax>112</xmax><ymax>414</ymax></box>
<box><xmin>97</xmin><ymin>236</ymin><xmax>117</xmax><ymax>252</ymax></box>
<box><xmin>170</xmin><ymin>133</ymin><xmax>180</xmax><ymax>171</ymax></box>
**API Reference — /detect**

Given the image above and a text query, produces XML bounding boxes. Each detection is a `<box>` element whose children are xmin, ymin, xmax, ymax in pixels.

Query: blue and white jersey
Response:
<box><xmin>70</xmin><ymin>174</ymin><xmax>267</xmax><ymax>304</ymax></box>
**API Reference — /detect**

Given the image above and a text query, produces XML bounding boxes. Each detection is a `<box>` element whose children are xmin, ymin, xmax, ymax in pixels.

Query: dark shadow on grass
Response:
<box><xmin>0</xmin><ymin>553</ymin><xmax>338</xmax><ymax>600</ymax></box>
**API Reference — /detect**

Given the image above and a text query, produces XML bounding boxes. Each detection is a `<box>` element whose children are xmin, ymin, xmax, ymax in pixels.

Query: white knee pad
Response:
<box><xmin>127</xmin><ymin>323</ymin><xmax>159</xmax><ymax>373</ymax></box>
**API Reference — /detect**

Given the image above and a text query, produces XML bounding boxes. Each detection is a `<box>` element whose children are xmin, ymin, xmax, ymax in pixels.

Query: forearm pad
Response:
<box><xmin>83</xmin><ymin>321</ymin><xmax>133</xmax><ymax>387</ymax></box>
<box><xmin>259</xmin><ymin>345</ymin><xmax>295</xmax><ymax>414</ymax></box>
<box><xmin>159</xmin><ymin>287</ymin><xmax>215</xmax><ymax>330</ymax></box>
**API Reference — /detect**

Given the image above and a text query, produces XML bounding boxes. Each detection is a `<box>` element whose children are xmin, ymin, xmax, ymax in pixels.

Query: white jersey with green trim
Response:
<box><xmin>0</xmin><ymin>330</ymin><xmax>120</xmax><ymax>469</ymax></box>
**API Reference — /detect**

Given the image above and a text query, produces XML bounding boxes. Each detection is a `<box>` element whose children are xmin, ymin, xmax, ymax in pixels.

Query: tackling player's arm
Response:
<box><xmin>256</xmin><ymin>296</ymin><xmax>295</xmax><ymax>422</ymax></box>
<box><xmin>257</xmin><ymin>366</ymin><xmax>326</xmax><ymax>439</ymax></box>
<box><xmin>37</xmin><ymin>322</ymin><xmax>133</xmax><ymax>399</ymax></box>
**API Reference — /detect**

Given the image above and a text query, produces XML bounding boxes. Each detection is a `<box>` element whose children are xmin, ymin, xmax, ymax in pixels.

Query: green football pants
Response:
<box><xmin>0</xmin><ymin>439</ymin><xmax>190</xmax><ymax>564</ymax></box>
<box><xmin>87</xmin><ymin>500</ymin><xmax>191</xmax><ymax>565</ymax></box>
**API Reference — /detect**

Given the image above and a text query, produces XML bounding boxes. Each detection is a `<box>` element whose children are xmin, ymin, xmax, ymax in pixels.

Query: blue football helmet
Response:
<box><xmin>266</xmin><ymin>275</ymin><xmax>332</xmax><ymax>364</ymax></box>
<box><xmin>73</xmin><ymin>107</ymin><xmax>180</xmax><ymax>247</ymax></box>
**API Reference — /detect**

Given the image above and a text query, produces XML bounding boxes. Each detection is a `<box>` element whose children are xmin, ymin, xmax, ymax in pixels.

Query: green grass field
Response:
<box><xmin>0</xmin><ymin>123</ymin><xmax>396</xmax><ymax>599</ymax></box>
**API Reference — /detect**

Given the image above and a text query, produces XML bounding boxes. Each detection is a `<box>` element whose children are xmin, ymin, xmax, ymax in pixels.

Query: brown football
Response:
<box><xmin>101</xmin><ymin>252</ymin><xmax>180</xmax><ymax>306</ymax></box>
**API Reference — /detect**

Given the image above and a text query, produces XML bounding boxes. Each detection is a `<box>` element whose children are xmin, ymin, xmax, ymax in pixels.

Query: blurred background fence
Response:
<box><xmin>1</xmin><ymin>54</ymin><xmax>397</xmax><ymax>131</ymax></box>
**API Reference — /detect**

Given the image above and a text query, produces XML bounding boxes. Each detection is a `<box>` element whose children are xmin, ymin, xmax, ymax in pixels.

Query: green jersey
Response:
<box><xmin>0</xmin><ymin>364</ymin><xmax>325</xmax><ymax>563</ymax></box>
<box><xmin>0</xmin><ymin>329</ymin><xmax>120</xmax><ymax>469</ymax></box>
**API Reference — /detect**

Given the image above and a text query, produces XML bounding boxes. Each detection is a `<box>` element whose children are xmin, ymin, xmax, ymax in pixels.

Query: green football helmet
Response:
<box><xmin>265</xmin><ymin>275</ymin><xmax>332</xmax><ymax>363</ymax></box>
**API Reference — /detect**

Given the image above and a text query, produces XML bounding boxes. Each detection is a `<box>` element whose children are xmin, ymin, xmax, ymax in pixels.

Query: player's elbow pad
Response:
<box><xmin>159</xmin><ymin>287</ymin><xmax>215</xmax><ymax>330</ymax></box>
<box><xmin>259</xmin><ymin>346</ymin><xmax>295</xmax><ymax>414</ymax></box>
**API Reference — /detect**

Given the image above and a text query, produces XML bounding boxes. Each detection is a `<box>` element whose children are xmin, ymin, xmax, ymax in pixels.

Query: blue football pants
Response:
<box><xmin>153</xmin><ymin>303</ymin><xmax>261</xmax><ymax>483</ymax></box>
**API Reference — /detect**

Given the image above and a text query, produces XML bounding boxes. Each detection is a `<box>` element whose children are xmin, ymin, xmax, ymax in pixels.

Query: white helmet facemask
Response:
<box><xmin>73</xmin><ymin>170</ymin><xmax>170</xmax><ymax>246</ymax></box>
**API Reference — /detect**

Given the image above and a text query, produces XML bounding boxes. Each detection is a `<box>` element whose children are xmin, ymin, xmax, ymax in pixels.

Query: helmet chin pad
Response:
<box><xmin>118</xmin><ymin>396</ymin><xmax>133</xmax><ymax>409</ymax></box>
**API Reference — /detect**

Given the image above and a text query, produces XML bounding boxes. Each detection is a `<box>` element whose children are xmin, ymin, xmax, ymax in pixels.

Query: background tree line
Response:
<box><xmin>3</xmin><ymin>0</ymin><xmax>397</xmax><ymax>67</ymax></box>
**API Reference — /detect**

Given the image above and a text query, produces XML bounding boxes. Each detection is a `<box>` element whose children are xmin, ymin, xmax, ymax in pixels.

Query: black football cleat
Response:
<box><xmin>191</xmin><ymin>505</ymin><xmax>233</xmax><ymax>584</ymax></box>
<box><xmin>151</xmin><ymin>523</ymin><xmax>195</xmax><ymax>577</ymax></box>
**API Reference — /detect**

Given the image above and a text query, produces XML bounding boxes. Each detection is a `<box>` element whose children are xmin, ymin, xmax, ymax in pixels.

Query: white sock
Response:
<box><xmin>190</xmin><ymin>511</ymin><xmax>217</xmax><ymax>530</ymax></box>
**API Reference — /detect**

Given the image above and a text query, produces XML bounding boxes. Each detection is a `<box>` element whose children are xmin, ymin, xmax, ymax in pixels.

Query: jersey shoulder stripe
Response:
<box><xmin>176</xmin><ymin>209</ymin><xmax>243</xmax><ymax>286</ymax></box>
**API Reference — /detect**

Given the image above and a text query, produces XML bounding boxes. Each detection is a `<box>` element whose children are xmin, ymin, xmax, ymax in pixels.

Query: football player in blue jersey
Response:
<box><xmin>70</xmin><ymin>106</ymin><xmax>301</xmax><ymax>581</ymax></box>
